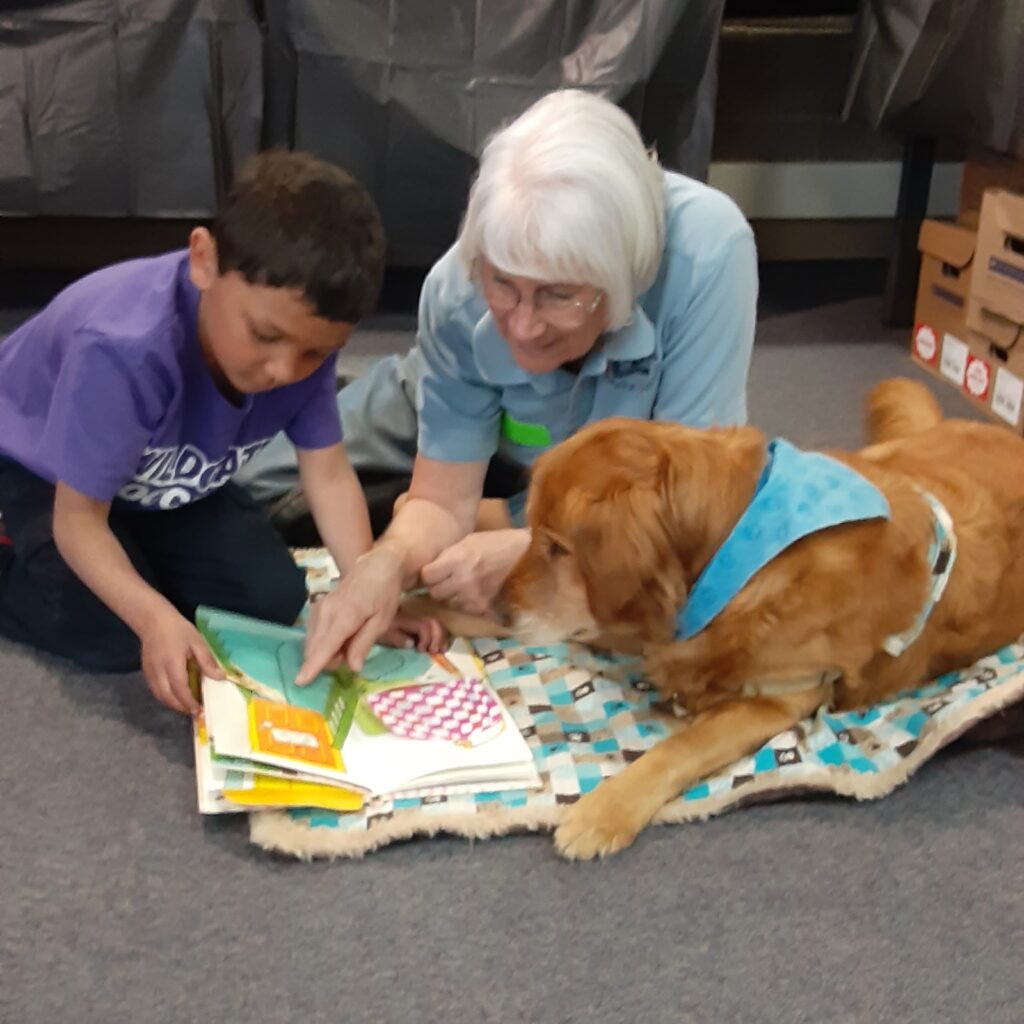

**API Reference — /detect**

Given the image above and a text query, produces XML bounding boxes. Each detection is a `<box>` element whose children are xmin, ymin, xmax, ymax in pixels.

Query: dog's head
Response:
<box><xmin>504</xmin><ymin>418</ymin><xmax>764</xmax><ymax>644</ymax></box>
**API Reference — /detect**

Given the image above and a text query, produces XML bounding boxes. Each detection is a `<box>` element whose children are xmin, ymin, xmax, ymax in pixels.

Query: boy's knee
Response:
<box><xmin>50</xmin><ymin>605</ymin><xmax>141</xmax><ymax>673</ymax></box>
<box><xmin>1</xmin><ymin>549</ymin><xmax>144</xmax><ymax>673</ymax></box>
<box><xmin>238</xmin><ymin>558</ymin><xmax>308</xmax><ymax>626</ymax></box>
<box><xmin>75</xmin><ymin>632</ymin><xmax>142</xmax><ymax>674</ymax></box>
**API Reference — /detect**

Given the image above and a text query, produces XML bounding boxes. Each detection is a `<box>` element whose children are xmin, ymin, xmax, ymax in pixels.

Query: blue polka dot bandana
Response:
<box><xmin>676</xmin><ymin>439</ymin><xmax>891</xmax><ymax>640</ymax></box>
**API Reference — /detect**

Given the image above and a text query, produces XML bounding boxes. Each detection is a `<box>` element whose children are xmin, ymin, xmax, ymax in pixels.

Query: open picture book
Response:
<box><xmin>191</xmin><ymin>606</ymin><xmax>541</xmax><ymax>815</ymax></box>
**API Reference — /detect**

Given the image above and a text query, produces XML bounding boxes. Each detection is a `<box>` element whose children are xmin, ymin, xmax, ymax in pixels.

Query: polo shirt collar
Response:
<box><xmin>471</xmin><ymin>305</ymin><xmax>656</xmax><ymax>391</ymax></box>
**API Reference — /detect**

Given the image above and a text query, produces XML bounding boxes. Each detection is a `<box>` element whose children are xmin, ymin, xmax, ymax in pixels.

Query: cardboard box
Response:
<box><xmin>969</xmin><ymin>189</ymin><xmax>1024</xmax><ymax>333</ymax></box>
<box><xmin>914</xmin><ymin>324</ymin><xmax>1024</xmax><ymax>433</ymax></box>
<box><xmin>959</xmin><ymin>150</ymin><xmax>1024</xmax><ymax>229</ymax></box>
<box><xmin>966</xmin><ymin>189</ymin><xmax>1024</xmax><ymax>430</ymax></box>
<box><xmin>911</xmin><ymin>217</ymin><xmax>974</xmax><ymax>376</ymax></box>
<box><xmin>912</xmin><ymin>218</ymin><xmax>975</xmax><ymax>344</ymax></box>
<box><xmin>911</xmin><ymin>202</ymin><xmax>1024</xmax><ymax>433</ymax></box>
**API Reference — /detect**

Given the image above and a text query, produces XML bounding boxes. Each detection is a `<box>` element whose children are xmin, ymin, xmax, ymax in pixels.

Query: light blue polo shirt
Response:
<box><xmin>415</xmin><ymin>171</ymin><xmax>758</xmax><ymax>477</ymax></box>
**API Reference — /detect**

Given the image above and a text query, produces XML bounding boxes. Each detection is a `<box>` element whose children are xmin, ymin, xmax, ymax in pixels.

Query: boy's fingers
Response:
<box><xmin>184</xmin><ymin>644</ymin><xmax>221</xmax><ymax>708</ymax></box>
<box><xmin>298</xmin><ymin>611</ymin><xmax>355</xmax><ymax>685</ymax></box>
<box><xmin>177</xmin><ymin>683</ymin><xmax>201</xmax><ymax>716</ymax></box>
<box><xmin>377</xmin><ymin>625</ymin><xmax>414</xmax><ymax>650</ymax></box>
<box><xmin>296</xmin><ymin>654</ymin><xmax>326</xmax><ymax>686</ymax></box>
<box><xmin>148</xmin><ymin>669</ymin><xmax>188</xmax><ymax>715</ymax></box>
<box><xmin>167</xmin><ymin>659</ymin><xmax>202</xmax><ymax>716</ymax></box>
<box><xmin>345</xmin><ymin>614</ymin><xmax>388</xmax><ymax>674</ymax></box>
<box><xmin>427</xmin><ymin>618</ymin><xmax>446</xmax><ymax>652</ymax></box>
<box><xmin>415</xmin><ymin>621</ymin><xmax>430</xmax><ymax>651</ymax></box>
<box><xmin>299</xmin><ymin>575</ymin><xmax>400</xmax><ymax>682</ymax></box>
<box><xmin>144</xmin><ymin>667</ymin><xmax>170</xmax><ymax>709</ymax></box>
<box><xmin>298</xmin><ymin>618</ymin><xmax>331</xmax><ymax>684</ymax></box>
<box><xmin>192</xmin><ymin>641</ymin><xmax>223</xmax><ymax>681</ymax></box>
<box><xmin>306</xmin><ymin>598</ymin><xmax>323</xmax><ymax>634</ymax></box>
<box><xmin>416</xmin><ymin>618</ymin><xmax>433</xmax><ymax>649</ymax></box>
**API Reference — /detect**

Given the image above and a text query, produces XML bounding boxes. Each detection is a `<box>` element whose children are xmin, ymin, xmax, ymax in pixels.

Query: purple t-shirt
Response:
<box><xmin>0</xmin><ymin>251</ymin><xmax>342</xmax><ymax>510</ymax></box>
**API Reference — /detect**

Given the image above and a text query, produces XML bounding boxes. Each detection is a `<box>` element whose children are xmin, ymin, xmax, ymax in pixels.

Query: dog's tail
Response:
<box><xmin>866</xmin><ymin>378</ymin><xmax>944</xmax><ymax>443</ymax></box>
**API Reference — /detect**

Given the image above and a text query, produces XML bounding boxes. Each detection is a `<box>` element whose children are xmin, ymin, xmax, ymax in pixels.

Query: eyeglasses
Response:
<box><xmin>476</xmin><ymin>263</ymin><xmax>603</xmax><ymax>329</ymax></box>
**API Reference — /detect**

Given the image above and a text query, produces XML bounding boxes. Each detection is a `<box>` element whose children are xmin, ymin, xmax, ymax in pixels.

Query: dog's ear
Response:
<box><xmin>569</xmin><ymin>482</ymin><xmax>682</xmax><ymax>628</ymax></box>
<box><xmin>525</xmin><ymin>419</ymin><xmax>764</xmax><ymax>632</ymax></box>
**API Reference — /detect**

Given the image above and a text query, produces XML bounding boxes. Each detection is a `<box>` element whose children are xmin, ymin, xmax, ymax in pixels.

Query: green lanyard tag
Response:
<box><xmin>501</xmin><ymin>412</ymin><xmax>553</xmax><ymax>447</ymax></box>
<box><xmin>501</xmin><ymin>411</ymin><xmax>552</xmax><ymax>448</ymax></box>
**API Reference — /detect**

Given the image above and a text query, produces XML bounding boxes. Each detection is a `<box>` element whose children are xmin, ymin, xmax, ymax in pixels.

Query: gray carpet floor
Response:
<box><xmin>2</xmin><ymin>266</ymin><xmax>1022</xmax><ymax>1024</ymax></box>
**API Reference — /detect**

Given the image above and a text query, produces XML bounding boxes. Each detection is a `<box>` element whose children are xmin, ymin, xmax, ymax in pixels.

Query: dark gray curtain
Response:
<box><xmin>0</xmin><ymin>0</ymin><xmax>725</xmax><ymax>267</ymax></box>
<box><xmin>263</xmin><ymin>0</ymin><xmax>726</xmax><ymax>265</ymax></box>
<box><xmin>844</xmin><ymin>0</ymin><xmax>1024</xmax><ymax>156</ymax></box>
<box><xmin>0</xmin><ymin>0</ymin><xmax>263</xmax><ymax>216</ymax></box>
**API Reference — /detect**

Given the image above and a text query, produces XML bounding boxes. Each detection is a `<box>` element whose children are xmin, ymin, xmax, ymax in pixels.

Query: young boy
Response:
<box><xmin>0</xmin><ymin>150</ymin><xmax>434</xmax><ymax>715</ymax></box>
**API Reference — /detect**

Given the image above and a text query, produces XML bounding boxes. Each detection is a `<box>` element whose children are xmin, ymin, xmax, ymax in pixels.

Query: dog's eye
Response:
<box><xmin>548</xmin><ymin>538</ymin><xmax>569</xmax><ymax>558</ymax></box>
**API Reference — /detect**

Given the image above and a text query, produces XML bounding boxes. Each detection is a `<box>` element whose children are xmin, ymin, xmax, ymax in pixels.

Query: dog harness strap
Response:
<box><xmin>881</xmin><ymin>489</ymin><xmax>957</xmax><ymax>657</ymax></box>
<box><xmin>675</xmin><ymin>439</ymin><xmax>891</xmax><ymax>640</ymax></box>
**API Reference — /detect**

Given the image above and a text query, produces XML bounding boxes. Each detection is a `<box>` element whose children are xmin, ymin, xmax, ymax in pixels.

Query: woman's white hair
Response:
<box><xmin>456</xmin><ymin>89</ymin><xmax>666</xmax><ymax>331</ymax></box>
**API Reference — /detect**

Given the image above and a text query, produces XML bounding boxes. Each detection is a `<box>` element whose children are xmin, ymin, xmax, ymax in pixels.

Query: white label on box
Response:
<box><xmin>992</xmin><ymin>366</ymin><xmax>1024</xmax><ymax>426</ymax></box>
<box><xmin>914</xmin><ymin>324</ymin><xmax>937</xmax><ymax>362</ymax></box>
<box><xmin>940</xmin><ymin>333</ymin><xmax>968</xmax><ymax>385</ymax></box>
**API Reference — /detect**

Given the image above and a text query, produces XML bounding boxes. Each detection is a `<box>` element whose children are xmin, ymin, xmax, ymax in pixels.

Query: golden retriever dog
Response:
<box><xmin>504</xmin><ymin>378</ymin><xmax>1024</xmax><ymax>859</ymax></box>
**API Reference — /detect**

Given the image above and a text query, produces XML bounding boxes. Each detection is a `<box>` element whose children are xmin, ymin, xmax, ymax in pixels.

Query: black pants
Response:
<box><xmin>0</xmin><ymin>458</ymin><xmax>306</xmax><ymax>673</ymax></box>
<box><xmin>269</xmin><ymin>453</ymin><xmax>530</xmax><ymax>546</ymax></box>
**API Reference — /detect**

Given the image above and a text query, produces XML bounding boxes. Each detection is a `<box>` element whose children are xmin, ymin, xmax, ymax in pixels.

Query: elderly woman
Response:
<box><xmin>288</xmin><ymin>88</ymin><xmax>758</xmax><ymax>681</ymax></box>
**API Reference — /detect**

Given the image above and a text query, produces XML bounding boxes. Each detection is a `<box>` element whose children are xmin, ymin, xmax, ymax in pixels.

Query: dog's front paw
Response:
<box><xmin>553</xmin><ymin>786</ymin><xmax>643</xmax><ymax>860</ymax></box>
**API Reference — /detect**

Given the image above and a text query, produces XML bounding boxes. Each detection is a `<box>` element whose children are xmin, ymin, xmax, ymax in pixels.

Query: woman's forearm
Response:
<box><xmin>376</xmin><ymin>454</ymin><xmax>488</xmax><ymax>587</ymax></box>
<box><xmin>376</xmin><ymin>497</ymin><xmax>469</xmax><ymax>588</ymax></box>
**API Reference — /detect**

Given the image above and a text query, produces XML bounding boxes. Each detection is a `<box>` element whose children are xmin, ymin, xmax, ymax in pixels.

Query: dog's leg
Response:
<box><xmin>554</xmin><ymin>684</ymin><xmax>827</xmax><ymax>860</ymax></box>
<box><xmin>398</xmin><ymin>593</ymin><xmax>512</xmax><ymax>639</ymax></box>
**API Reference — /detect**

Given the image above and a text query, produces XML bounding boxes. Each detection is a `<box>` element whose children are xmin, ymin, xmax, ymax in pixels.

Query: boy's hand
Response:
<box><xmin>298</xmin><ymin>544</ymin><xmax>405</xmax><ymax>683</ymax></box>
<box><xmin>139</xmin><ymin>607</ymin><xmax>224</xmax><ymax>715</ymax></box>
<box><xmin>379</xmin><ymin>614</ymin><xmax>447</xmax><ymax>654</ymax></box>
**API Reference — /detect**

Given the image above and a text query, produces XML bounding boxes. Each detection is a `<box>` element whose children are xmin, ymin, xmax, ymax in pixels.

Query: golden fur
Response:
<box><xmin>503</xmin><ymin>378</ymin><xmax>1024</xmax><ymax>858</ymax></box>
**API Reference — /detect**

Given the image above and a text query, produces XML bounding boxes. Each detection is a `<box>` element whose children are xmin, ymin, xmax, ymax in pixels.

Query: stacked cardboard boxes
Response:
<box><xmin>912</xmin><ymin>152</ymin><xmax>1024</xmax><ymax>433</ymax></box>
<box><xmin>957</xmin><ymin>149</ymin><xmax>1024</xmax><ymax>229</ymax></box>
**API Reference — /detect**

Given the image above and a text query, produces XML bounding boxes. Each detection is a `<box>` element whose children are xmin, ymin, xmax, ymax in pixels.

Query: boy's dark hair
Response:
<box><xmin>213</xmin><ymin>150</ymin><xmax>385</xmax><ymax>323</ymax></box>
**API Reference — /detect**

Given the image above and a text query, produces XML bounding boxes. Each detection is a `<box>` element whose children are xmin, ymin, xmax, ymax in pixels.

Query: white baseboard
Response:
<box><xmin>708</xmin><ymin>161</ymin><xmax>962</xmax><ymax>220</ymax></box>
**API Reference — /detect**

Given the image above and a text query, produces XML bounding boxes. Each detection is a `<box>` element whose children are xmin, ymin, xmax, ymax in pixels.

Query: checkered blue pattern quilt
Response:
<box><xmin>251</xmin><ymin>629</ymin><xmax>1024</xmax><ymax>858</ymax></box>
